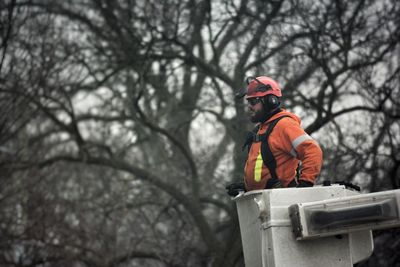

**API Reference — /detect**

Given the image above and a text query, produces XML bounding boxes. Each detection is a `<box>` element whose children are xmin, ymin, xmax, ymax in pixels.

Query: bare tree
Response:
<box><xmin>0</xmin><ymin>0</ymin><xmax>399</xmax><ymax>266</ymax></box>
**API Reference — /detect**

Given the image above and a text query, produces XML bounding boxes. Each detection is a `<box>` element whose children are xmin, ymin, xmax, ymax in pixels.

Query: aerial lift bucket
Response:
<box><xmin>233</xmin><ymin>185</ymin><xmax>400</xmax><ymax>267</ymax></box>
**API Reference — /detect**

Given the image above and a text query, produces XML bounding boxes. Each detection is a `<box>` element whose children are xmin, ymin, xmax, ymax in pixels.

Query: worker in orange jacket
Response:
<box><xmin>226</xmin><ymin>76</ymin><xmax>323</xmax><ymax>195</ymax></box>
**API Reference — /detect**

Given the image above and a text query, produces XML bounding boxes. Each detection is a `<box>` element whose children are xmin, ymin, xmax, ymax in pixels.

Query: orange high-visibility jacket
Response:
<box><xmin>244</xmin><ymin>110</ymin><xmax>323</xmax><ymax>190</ymax></box>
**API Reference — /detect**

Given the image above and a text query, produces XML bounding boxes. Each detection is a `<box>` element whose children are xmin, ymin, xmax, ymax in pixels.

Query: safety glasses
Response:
<box><xmin>247</xmin><ymin>97</ymin><xmax>263</xmax><ymax>106</ymax></box>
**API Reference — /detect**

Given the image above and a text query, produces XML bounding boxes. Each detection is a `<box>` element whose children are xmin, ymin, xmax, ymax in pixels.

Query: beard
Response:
<box><xmin>249</xmin><ymin>108</ymin><xmax>269</xmax><ymax>123</ymax></box>
<box><xmin>249</xmin><ymin>104</ymin><xmax>281</xmax><ymax>123</ymax></box>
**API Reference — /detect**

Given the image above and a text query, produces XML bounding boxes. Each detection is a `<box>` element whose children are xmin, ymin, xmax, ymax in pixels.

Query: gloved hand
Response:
<box><xmin>225</xmin><ymin>182</ymin><xmax>246</xmax><ymax>197</ymax></box>
<box><xmin>265</xmin><ymin>178</ymin><xmax>283</xmax><ymax>189</ymax></box>
<box><xmin>296</xmin><ymin>180</ymin><xmax>313</xmax><ymax>187</ymax></box>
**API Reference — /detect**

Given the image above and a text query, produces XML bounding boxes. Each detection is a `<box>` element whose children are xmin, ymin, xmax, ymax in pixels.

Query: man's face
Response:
<box><xmin>247</xmin><ymin>97</ymin><xmax>265</xmax><ymax>123</ymax></box>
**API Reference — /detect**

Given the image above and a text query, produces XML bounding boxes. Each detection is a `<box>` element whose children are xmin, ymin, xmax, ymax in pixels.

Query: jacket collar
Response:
<box><xmin>260</xmin><ymin>108</ymin><xmax>283</xmax><ymax>124</ymax></box>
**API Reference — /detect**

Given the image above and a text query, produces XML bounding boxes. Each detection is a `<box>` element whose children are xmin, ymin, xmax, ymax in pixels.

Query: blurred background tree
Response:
<box><xmin>0</xmin><ymin>0</ymin><xmax>399</xmax><ymax>266</ymax></box>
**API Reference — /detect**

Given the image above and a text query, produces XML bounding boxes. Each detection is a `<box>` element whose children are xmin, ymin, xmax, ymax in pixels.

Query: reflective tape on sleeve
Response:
<box><xmin>290</xmin><ymin>148</ymin><xmax>298</xmax><ymax>157</ymax></box>
<box><xmin>292</xmin><ymin>134</ymin><xmax>313</xmax><ymax>150</ymax></box>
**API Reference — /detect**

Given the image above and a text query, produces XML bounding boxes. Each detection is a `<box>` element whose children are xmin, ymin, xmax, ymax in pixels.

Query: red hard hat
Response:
<box><xmin>244</xmin><ymin>76</ymin><xmax>282</xmax><ymax>99</ymax></box>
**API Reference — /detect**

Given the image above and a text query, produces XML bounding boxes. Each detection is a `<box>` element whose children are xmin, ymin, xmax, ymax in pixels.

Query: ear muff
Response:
<box><xmin>264</xmin><ymin>95</ymin><xmax>280</xmax><ymax>111</ymax></box>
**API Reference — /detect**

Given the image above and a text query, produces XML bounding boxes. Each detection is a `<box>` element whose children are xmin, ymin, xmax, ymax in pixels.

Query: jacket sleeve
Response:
<box><xmin>279</xmin><ymin>119</ymin><xmax>323</xmax><ymax>184</ymax></box>
<box><xmin>295</xmin><ymin>139</ymin><xmax>323</xmax><ymax>183</ymax></box>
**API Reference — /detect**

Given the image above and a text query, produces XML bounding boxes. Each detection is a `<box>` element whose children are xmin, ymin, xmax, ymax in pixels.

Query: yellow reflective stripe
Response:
<box><xmin>254</xmin><ymin>149</ymin><xmax>263</xmax><ymax>182</ymax></box>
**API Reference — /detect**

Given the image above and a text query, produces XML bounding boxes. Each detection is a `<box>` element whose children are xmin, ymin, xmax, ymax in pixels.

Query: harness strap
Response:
<box><xmin>259</xmin><ymin>116</ymin><xmax>290</xmax><ymax>182</ymax></box>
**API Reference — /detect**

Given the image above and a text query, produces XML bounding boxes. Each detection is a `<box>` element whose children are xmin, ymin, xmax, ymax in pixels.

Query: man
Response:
<box><xmin>226</xmin><ymin>76</ymin><xmax>323</xmax><ymax>196</ymax></box>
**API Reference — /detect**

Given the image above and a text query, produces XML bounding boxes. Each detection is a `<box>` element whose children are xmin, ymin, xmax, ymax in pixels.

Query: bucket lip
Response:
<box><xmin>233</xmin><ymin>185</ymin><xmax>347</xmax><ymax>201</ymax></box>
<box><xmin>233</xmin><ymin>189</ymin><xmax>264</xmax><ymax>201</ymax></box>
